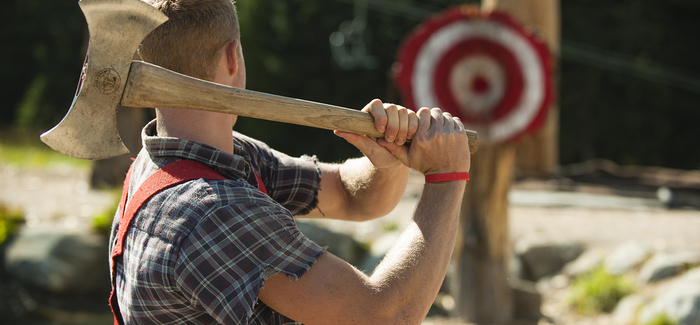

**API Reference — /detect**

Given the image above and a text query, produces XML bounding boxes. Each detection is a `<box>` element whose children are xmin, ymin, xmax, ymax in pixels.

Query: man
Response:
<box><xmin>109</xmin><ymin>0</ymin><xmax>471</xmax><ymax>324</ymax></box>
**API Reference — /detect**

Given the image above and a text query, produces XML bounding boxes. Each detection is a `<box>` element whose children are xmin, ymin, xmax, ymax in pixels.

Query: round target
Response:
<box><xmin>396</xmin><ymin>7</ymin><xmax>553</xmax><ymax>143</ymax></box>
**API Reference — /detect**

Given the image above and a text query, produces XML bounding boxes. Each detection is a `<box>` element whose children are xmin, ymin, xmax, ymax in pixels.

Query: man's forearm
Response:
<box><xmin>338</xmin><ymin>156</ymin><xmax>410</xmax><ymax>221</ymax></box>
<box><xmin>365</xmin><ymin>181</ymin><xmax>465</xmax><ymax>323</ymax></box>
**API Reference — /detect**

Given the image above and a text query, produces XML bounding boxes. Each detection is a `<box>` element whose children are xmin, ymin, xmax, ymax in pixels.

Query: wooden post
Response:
<box><xmin>451</xmin><ymin>1</ymin><xmax>560</xmax><ymax>323</ymax></box>
<box><xmin>452</xmin><ymin>143</ymin><xmax>516</xmax><ymax>323</ymax></box>
<box><xmin>483</xmin><ymin>0</ymin><xmax>561</xmax><ymax>177</ymax></box>
<box><xmin>90</xmin><ymin>106</ymin><xmax>144</xmax><ymax>188</ymax></box>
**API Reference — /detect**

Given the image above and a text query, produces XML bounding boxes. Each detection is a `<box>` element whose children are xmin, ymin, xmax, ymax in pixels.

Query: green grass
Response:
<box><xmin>0</xmin><ymin>130</ymin><xmax>91</xmax><ymax>170</ymax></box>
<box><xmin>643</xmin><ymin>313</ymin><xmax>678</xmax><ymax>325</ymax></box>
<box><xmin>566</xmin><ymin>266</ymin><xmax>635</xmax><ymax>314</ymax></box>
<box><xmin>91</xmin><ymin>188</ymin><xmax>122</xmax><ymax>237</ymax></box>
<box><xmin>0</xmin><ymin>204</ymin><xmax>25</xmax><ymax>245</ymax></box>
<box><xmin>382</xmin><ymin>221</ymin><xmax>401</xmax><ymax>232</ymax></box>
<box><xmin>91</xmin><ymin>204</ymin><xmax>117</xmax><ymax>237</ymax></box>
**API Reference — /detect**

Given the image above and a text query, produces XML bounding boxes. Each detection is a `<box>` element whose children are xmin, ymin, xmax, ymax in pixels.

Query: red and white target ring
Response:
<box><xmin>396</xmin><ymin>8</ymin><xmax>553</xmax><ymax>143</ymax></box>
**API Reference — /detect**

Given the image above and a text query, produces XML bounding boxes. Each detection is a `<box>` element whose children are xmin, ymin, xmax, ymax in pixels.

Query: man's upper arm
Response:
<box><xmin>302</xmin><ymin>162</ymin><xmax>350</xmax><ymax>220</ymax></box>
<box><xmin>258</xmin><ymin>251</ymin><xmax>391</xmax><ymax>325</ymax></box>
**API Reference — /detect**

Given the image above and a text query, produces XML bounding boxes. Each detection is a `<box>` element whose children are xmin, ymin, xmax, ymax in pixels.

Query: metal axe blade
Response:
<box><xmin>40</xmin><ymin>0</ymin><xmax>167</xmax><ymax>160</ymax></box>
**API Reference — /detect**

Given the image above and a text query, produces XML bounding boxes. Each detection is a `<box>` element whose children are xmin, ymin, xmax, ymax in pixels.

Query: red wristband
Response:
<box><xmin>425</xmin><ymin>172</ymin><xmax>470</xmax><ymax>183</ymax></box>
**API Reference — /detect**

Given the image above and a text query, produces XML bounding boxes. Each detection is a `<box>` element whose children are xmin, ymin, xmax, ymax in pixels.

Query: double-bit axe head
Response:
<box><xmin>40</xmin><ymin>0</ymin><xmax>167</xmax><ymax>160</ymax></box>
<box><xmin>41</xmin><ymin>0</ymin><xmax>480</xmax><ymax>160</ymax></box>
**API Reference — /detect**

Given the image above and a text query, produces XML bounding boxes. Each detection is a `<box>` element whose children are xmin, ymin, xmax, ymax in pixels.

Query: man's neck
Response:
<box><xmin>156</xmin><ymin>108</ymin><xmax>237</xmax><ymax>154</ymax></box>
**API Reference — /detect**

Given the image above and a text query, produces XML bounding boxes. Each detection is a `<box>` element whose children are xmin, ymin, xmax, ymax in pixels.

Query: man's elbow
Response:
<box><xmin>357</xmin><ymin>304</ymin><xmax>428</xmax><ymax>325</ymax></box>
<box><xmin>346</xmin><ymin>198</ymin><xmax>401</xmax><ymax>222</ymax></box>
<box><xmin>348</xmin><ymin>292</ymin><xmax>430</xmax><ymax>325</ymax></box>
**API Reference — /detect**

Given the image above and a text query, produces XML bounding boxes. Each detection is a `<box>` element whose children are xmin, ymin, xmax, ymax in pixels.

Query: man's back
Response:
<box><xmin>110</xmin><ymin>123</ymin><xmax>325</xmax><ymax>324</ymax></box>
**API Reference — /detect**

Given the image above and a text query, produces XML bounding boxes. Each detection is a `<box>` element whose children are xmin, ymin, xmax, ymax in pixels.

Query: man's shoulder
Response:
<box><xmin>158</xmin><ymin>176</ymin><xmax>267</xmax><ymax>209</ymax></box>
<box><xmin>138</xmin><ymin>177</ymin><xmax>292</xmax><ymax>246</ymax></box>
<box><xmin>232</xmin><ymin>130</ymin><xmax>271</xmax><ymax>152</ymax></box>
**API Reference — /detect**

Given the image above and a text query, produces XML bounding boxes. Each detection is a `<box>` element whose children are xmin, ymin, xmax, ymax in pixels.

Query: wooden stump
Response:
<box><xmin>452</xmin><ymin>143</ymin><xmax>516</xmax><ymax>323</ymax></box>
<box><xmin>90</xmin><ymin>106</ymin><xmax>144</xmax><ymax>188</ymax></box>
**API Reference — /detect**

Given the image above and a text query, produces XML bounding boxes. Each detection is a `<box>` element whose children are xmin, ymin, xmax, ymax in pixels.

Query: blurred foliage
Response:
<box><xmin>566</xmin><ymin>266</ymin><xmax>634</xmax><ymax>314</ymax></box>
<box><xmin>92</xmin><ymin>201</ymin><xmax>118</xmax><ymax>237</ymax></box>
<box><xmin>643</xmin><ymin>313</ymin><xmax>679</xmax><ymax>325</ymax></box>
<box><xmin>1</xmin><ymin>0</ymin><xmax>86</xmax><ymax>129</ymax></box>
<box><xmin>559</xmin><ymin>0</ymin><xmax>700</xmax><ymax>169</ymax></box>
<box><xmin>1</xmin><ymin>0</ymin><xmax>699</xmax><ymax>167</ymax></box>
<box><xmin>0</xmin><ymin>130</ymin><xmax>91</xmax><ymax>170</ymax></box>
<box><xmin>91</xmin><ymin>187</ymin><xmax>122</xmax><ymax>236</ymax></box>
<box><xmin>0</xmin><ymin>204</ymin><xmax>25</xmax><ymax>245</ymax></box>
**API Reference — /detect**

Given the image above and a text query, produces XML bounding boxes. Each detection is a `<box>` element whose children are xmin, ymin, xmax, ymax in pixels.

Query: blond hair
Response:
<box><xmin>138</xmin><ymin>0</ymin><xmax>240</xmax><ymax>81</ymax></box>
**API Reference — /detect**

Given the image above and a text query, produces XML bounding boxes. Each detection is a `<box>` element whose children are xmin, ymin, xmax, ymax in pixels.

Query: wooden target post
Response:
<box><xmin>484</xmin><ymin>0</ymin><xmax>561</xmax><ymax>176</ymax></box>
<box><xmin>396</xmin><ymin>4</ymin><xmax>557</xmax><ymax>323</ymax></box>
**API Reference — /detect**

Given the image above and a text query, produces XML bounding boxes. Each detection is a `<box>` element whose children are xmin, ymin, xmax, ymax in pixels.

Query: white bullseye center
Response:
<box><xmin>449</xmin><ymin>55</ymin><xmax>505</xmax><ymax>115</ymax></box>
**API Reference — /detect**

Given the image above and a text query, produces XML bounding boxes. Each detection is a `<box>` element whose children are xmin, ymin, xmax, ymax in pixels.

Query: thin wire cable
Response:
<box><xmin>561</xmin><ymin>40</ymin><xmax>700</xmax><ymax>94</ymax></box>
<box><xmin>328</xmin><ymin>0</ymin><xmax>700</xmax><ymax>93</ymax></box>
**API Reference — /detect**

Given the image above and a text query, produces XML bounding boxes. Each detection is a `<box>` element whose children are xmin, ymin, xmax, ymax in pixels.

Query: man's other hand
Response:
<box><xmin>334</xmin><ymin>99</ymin><xmax>417</xmax><ymax>169</ymax></box>
<box><xmin>377</xmin><ymin>107</ymin><xmax>471</xmax><ymax>176</ymax></box>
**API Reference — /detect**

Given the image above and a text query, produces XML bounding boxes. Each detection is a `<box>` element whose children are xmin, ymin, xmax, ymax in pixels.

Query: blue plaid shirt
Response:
<box><xmin>109</xmin><ymin>120</ymin><xmax>326</xmax><ymax>324</ymax></box>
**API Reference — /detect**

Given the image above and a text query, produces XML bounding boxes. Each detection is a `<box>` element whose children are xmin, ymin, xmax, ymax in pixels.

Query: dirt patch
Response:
<box><xmin>0</xmin><ymin>164</ymin><xmax>114</xmax><ymax>234</ymax></box>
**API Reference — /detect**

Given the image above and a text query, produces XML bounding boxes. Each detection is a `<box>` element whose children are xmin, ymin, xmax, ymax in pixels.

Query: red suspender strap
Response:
<box><xmin>253</xmin><ymin>169</ymin><xmax>268</xmax><ymax>195</ymax></box>
<box><xmin>109</xmin><ymin>160</ymin><xmax>226</xmax><ymax>325</ymax></box>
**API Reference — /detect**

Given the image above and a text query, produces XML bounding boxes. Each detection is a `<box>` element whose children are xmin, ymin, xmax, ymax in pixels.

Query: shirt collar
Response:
<box><xmin>141</xmin><ymin>119</ymin><xmax>251</xmax><ymax>180</ymax></box>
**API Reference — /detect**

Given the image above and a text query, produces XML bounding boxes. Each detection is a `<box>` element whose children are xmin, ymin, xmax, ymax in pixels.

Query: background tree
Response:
<box><xmin>1</xmin><ymin>0</ymin><xmax>699</xmax><ymax>168</ymax></box>
<box><xmin>1</xmin><ymin>0</ymin><xmax>86</xmax><ymax>129</ymax></box>
<box><xmin>559</xmin><ymin>0</ymin><xmax>700</xmax><ymax>169</ymax></box>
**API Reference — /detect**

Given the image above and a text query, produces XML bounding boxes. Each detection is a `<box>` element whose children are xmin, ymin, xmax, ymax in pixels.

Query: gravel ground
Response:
<box><xmin>0</xmin><ymin>164</ymin><xmax>114</xmax><ymax>234</ymax></box>
<box><xmin>510</xmin><ymin>205</ymin><xmax>700</xmax><ymax>251</ymax></box>
<box><xmin>2</xmin><ymin>163</ymin><xmax>699</xmax><ymax>324</ymax></box>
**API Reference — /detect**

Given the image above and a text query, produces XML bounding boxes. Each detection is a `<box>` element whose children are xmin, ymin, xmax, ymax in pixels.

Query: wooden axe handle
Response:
<box><xmin>122</xmin><ymin>61</ymin><xmax>479</xmax><ymax>153</ymax></box>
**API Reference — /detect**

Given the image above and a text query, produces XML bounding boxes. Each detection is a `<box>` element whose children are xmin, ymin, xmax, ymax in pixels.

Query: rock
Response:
<box><xmin>296</xmin><ymin>221</ymin><xmax>369</xmax><ymax>267</ymax></box>
<box><xmin>638</xmin><ymin>251</ymin><xmax>700</xmax><ymax>285</ymax></box>
<box><xmin>612</xmin><ymin>294</ymin><xmax>646</xmax><ymax>325</ymax></box>
<box><xmin>638</xmin><ymin>267</ymin><xmax>700</xmax><ymax>325</ymax></box>
<box><xmin>510</xmin><ymin>278</ymin><xmax>542</xmax><ymax>321</ymax></box>
<box><xmin>604</xmin><ymin>241</ymin><xmax>653</xmax><ymax>275</ymax></box>
<box><xmin>510</xmin><ymin>251</ymin><xmax>524</xmax><ymax>279</ymax></box>
<box><xmin>563</xmin><ymin>247</ymin><xmax>606</xmax><ymax>277</ymax></box>
<box><xmin>359</xmin><ymin>231</ymin><xmax>402</xmax><ymax>274</ymax></box>
<box><xmin>657</xmin><ymin>187</ymin><xmax>700</xmax><ymax>210</ymax></box>
<box><xmin>515</xmin><ymin>239</ymin><xmax>584</xmax><ymax>281</ymax></box>
<box><xmin>4</xmin><ymin>229</ymin><xmax>109</xmax><ymax>294</ymax></box>
<box><xmin>0</xmin><ymin>278</ymin><xmax>37</xmax><ymax>321</ymax></box>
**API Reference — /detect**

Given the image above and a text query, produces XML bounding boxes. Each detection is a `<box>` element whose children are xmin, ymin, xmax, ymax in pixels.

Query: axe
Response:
<box><xmin>40</xmin><ymin>0</ymin><xmax>479</xmax><ymax>160</ymax></box>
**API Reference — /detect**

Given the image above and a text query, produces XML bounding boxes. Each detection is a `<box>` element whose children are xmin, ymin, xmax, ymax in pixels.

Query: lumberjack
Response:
<box><xmin>41</xmin><ymin>0</ymin><xmax>476</xmax><ymax>323</ymax></box>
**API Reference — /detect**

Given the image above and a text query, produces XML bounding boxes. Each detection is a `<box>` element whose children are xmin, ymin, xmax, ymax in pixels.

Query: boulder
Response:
<box><xmin>612</xmin><ymin>294</ymin><xmax>646</xmax><ymax>325</ymax></box>
<box><xmin>563</xmin><ymin>247</ymin><xmax>606</xmax><ymax>277</ymax></box>
<box><xmin>0</xmin><ymin>277</ymin><xmax>37</xmax><ymax>321</ymax></box>
<box><xmin>359</xmin><ymin>231</ymin><xmax>402</xmax><ymax>274</ymax></box>
<box><xmin>510</xmin><ymin>251</ymin><xmax>524</xmax><ymax>279</ymax></box>
<box><xmin>604</xmin><ymin>241</ymin><xmax>653</xmax><ymax>275</ymax></box>
<box><xmin>638</xmin><ymin>267</ymin><xmax>700</xmax><ymax>325</ymax></box>
<box><xmin>638</xmin><ymin>251</ymin><xmax>700</xmax><ymax>285</ymax></box>
<box><xmin>296</xmin><ymin>221</ymin><xmax>370</xmax><ymax>268</ymax></box>
<box><xmin>4</xmin><ymin>229</ymin><xmax>109</xmax><ymax>294</ymax></box>
<box><xmin>515</xmin><ymin>239</ymin><xmax>584</xmax><ymax>281</ymax></box>
<box><xmin>510</xmin><ymin>278</ymin><xmax>542</xmax><ymax>321</ymax></box>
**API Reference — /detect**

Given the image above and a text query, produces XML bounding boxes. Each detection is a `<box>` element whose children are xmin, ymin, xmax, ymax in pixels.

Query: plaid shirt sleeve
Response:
<box><xmin>233</xmin><ymin>132</ymin><xmax>322</xmax><ymax>216</ymax></box>
<box><xmin>174</xmin><ymin>189</ymin><xmax>325</xmax><ymax>324</ymax></box>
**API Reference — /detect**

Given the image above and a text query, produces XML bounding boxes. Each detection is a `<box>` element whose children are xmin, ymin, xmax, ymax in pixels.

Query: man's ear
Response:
<box><xmin>226</xmin><ymin>39</ymin><xmax>239</xmax><ymax>77</ymax></box>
